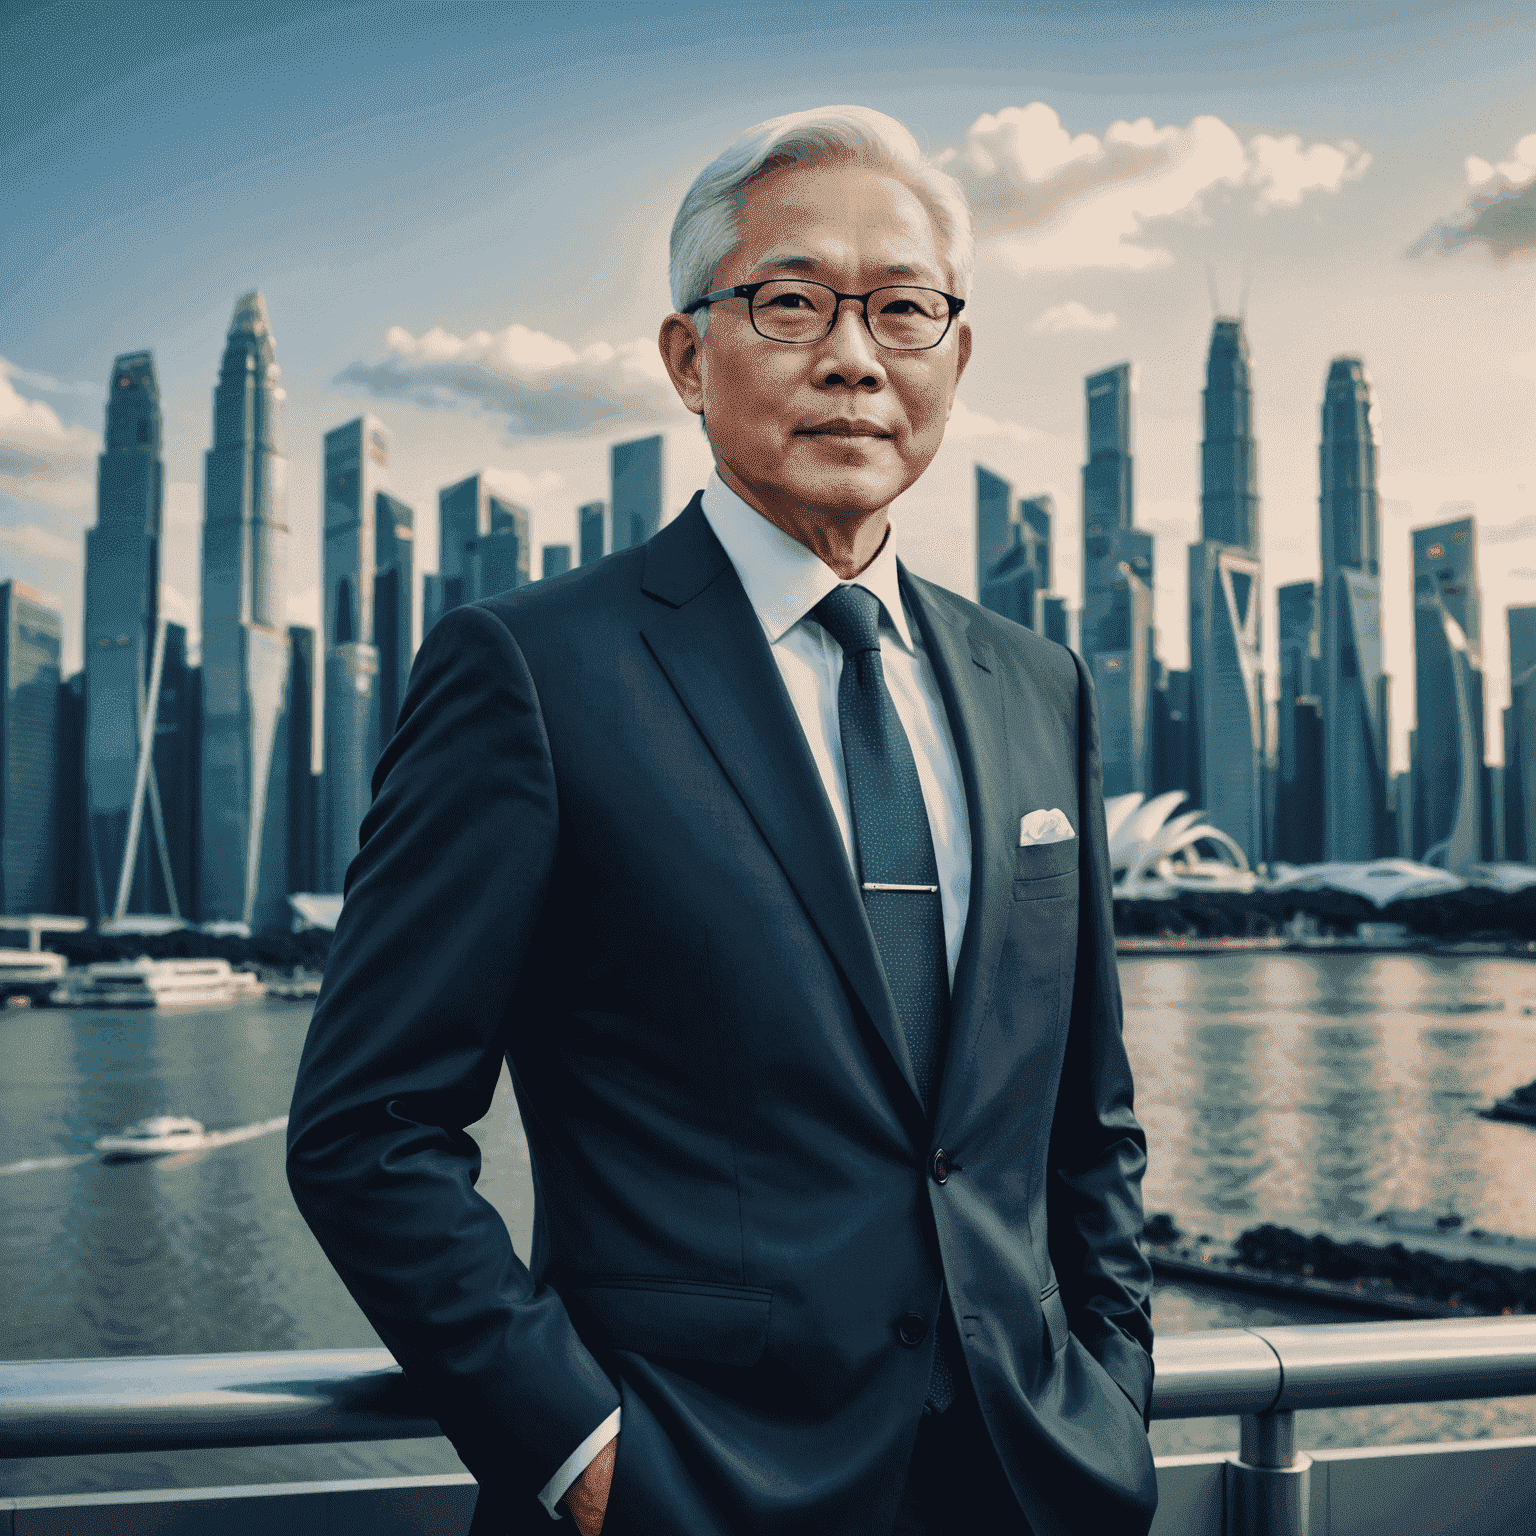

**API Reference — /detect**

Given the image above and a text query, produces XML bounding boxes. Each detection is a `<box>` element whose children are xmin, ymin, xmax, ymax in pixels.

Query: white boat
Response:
<box><xmin>50</xmin><ymin>957</ymin><xmax>266</xmax><ymax>1009</ymax></box>
<box><xmin>92</xmin><ymin>1112</ymin><xmax>288</xmax><ymax>1160</ymax></box>
<box><xmin>94</xmin><ymin>1116</ymin><xmax>210</xmax><ymax>1157</ymax></box>
<box><xmin>0</xmin><ymin>948</ymin><xmax>67</xmax><ymax>999</ymax></box>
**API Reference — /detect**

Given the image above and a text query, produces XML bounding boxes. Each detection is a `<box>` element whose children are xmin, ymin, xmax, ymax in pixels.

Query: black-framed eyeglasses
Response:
<box><xmin>683</xmin><ymin>278</ymin><xmax>964</xmax><ymax>351</ymax></box>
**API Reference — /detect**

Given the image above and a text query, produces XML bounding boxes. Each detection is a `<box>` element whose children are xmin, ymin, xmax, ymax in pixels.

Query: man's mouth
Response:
<box><xmin>795</xmin><ymin>420</ymin><xmax>893</xmax><ymax>438</ymax></box>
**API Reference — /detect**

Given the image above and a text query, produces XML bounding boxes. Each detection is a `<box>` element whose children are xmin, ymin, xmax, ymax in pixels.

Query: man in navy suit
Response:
<box><xmin>288</xmin><ymin>105</ymin><xmax>1157</xmax><ymax>1536</ymax></box>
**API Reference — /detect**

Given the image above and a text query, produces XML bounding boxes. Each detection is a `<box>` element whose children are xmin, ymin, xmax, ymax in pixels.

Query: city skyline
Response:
<box><xmin>2</xmin><ymin>3</ymin><xmax>1532</xmax><ymax>775</ymax></box>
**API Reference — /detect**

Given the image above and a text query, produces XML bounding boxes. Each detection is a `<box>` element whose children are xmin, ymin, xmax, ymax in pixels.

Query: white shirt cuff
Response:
<box><xmin>538</xmin><ymin>1407</ymin><xmax>622</xmax><ymax>1519</ymax></box>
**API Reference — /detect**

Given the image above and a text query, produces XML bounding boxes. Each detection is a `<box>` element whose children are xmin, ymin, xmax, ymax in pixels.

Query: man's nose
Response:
<box><xmin>814</xmin><ymin>298</ymin><xmax>886</xmax><ymax>387</ymax></box>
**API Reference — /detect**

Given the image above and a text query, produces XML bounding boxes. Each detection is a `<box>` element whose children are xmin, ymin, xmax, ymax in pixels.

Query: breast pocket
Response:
<box><xmin>1012</xmin><ymin>836</ymin><xmax>1079</xmax><ymax>901</ymax></box>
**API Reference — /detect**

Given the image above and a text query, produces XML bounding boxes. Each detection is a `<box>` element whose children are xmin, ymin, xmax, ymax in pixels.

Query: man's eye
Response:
<box><xmin>764</xmin><ymin>292</ymin><xmax>813</xmax><ymax>309</ymax></box>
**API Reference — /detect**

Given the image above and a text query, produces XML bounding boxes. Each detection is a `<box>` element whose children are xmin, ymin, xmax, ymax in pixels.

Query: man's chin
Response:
<box><xmin>776</xmin><ymin>469</ymin><xmax>905</xmax><ymax>518</ymax></box>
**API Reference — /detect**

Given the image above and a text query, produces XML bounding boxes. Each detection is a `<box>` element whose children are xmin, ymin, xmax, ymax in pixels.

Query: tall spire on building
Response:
<box><xmin>1188</xmin><ymin>317</ymin><xmax>1264</xmax><ymax>865</ymax></box>
<box><xmin>199</xmin><ymin>291</ymin><xmax>296</xmax><ymax>929</ymax></box>
<box><xmin>84</xmin><ymin>351</ymin><xmax>164</xmax><ymax>917</ymax></box>
<box><xmin>1318</xmin><ymin>357</ymin><xmax>1391</xmax><ymax>861</ymax></box>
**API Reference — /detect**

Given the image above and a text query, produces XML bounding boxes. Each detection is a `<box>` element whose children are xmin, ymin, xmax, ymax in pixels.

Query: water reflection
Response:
<box><xmin>3</xmin><ymin>955</ymin><xmax>1536</xmax><ymax>1495</ymax></box>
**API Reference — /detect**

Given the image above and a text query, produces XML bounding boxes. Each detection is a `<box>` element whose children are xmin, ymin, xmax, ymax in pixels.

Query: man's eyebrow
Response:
<box><xmin>749</xmin><ymin>254</ymin><xmax>937</xmax><ymax>280</ymax></box>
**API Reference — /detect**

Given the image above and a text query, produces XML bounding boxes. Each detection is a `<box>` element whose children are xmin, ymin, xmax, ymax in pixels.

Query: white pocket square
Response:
<box><xmin>1019</xmin><ymin>808</ymin><xmax>1075</xmax><ymax>846</ymax></box>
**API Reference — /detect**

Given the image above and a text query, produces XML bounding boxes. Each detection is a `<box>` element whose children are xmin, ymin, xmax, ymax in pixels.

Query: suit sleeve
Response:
<box><xmin>286</xmin><ymin>603</ymin><xmax>621</xmax><ymax>1502</ymax></box>
<box><xmin>1045</xmin><ymin>648</ymin><xmax>1156</xmax><ymax>1426</ymax></box>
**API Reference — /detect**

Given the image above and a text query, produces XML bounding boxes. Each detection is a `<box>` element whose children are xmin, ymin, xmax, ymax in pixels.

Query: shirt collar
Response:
<box><xmin>699</xmin><ymin>470</ymin><xmax>914</xmax><ymax>650</ymax></box>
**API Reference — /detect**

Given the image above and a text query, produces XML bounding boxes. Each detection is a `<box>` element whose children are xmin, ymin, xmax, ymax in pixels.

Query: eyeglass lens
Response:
<box><xmin>749</xmin><ymin>280</ymin><xmax>951</xmax><ymax>349</ymax></box>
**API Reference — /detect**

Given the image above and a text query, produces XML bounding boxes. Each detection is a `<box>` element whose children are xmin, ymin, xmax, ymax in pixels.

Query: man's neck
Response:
<box><xmin>715</xmin><ymin>460</ymin><xmax>890</xmax><ymax>580</ymax></box>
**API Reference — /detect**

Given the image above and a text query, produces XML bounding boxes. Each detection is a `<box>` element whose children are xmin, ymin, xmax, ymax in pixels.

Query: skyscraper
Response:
<box><xmin>579</xmin><ymin>501</ymin><xmax>606</xmax><ymax>565</ymax></box>
<box><xmin>287</xmin><ymin>626</ymin><xmax>319</xmax><ymax>895</ymax></box>
<box><xmin>542</xmin><ymin>545</ymin><xmax>572</xmax><ymax>580</ymax></box>
<box><xmin>199</xmin><ymin>292</ymin><xmax>295</xmax><ymax>930</ymax></box>
<box><xmin>322</xmin><ymin>417</ymin><xmax>392</xmax><ymax>892</ymax></box>
<box><xmin>1080</xmin><ymin>364</ymin><xmax>1154</xmax><ymax>790</ymax></box>
<box><xmin>469</xmin><ymin>498</ymin><xmax>531</xmax><ymax>599</ymax></box>
<box><xmin>149</xmin><ymin>622</ymin><xmax>199</xmax><ymax>916</ymax></box>
<box><xmin>0</xmin><ymin>581</ymin><xmax>63</xmax><ymax>913</ymax></box>
<box><xmin>1504</xmin><ymin>605</ymin><xmax>1536</xmax><ymax>863</ymax></box>
<box><xmin>1318</xmin><ymin>358</ymin><xmax>1391</xmax><ymax>862</ymax></box>
<box><xmin>1274</xmin><ymin>582</ymin><xmax>1324</xmax><ymax>864</ymax></box>
<box><xmin>425</xmin><ymin>475</ymin><xmax>528</xmax><ymax>635</ymax></box>
<box><xmin>1020</xmin><ymin>496</ymin><xmax>1053</xmax><ymax>592</ymax></box>
<box><xmin>84</xmin><ymin>350</ymin><xmax>163</xmax><ymax>916</ymax></box>
<box><xmin>612</xmin><ymin>435</ymin><xmax>663</xmax><ymax>550</ymax></box>
<box><xmin>975</xmin><ymin>466</ymin><xmax>1013</xmax><ymax>599</ymax></box>
<box><xmin>1411</xmin><ymin>516</ymin><xmax>1487</xmax><ymax>868</ymax></box>
<box><xmin>1188</xmin><ymin>319</ymin><xmax>1264</xmax><ymax>864</ymax></box>
<box><xmin>1091</xmin><ymin>563</ymin><xmax>1156</xmax><ymax>795</ymax></box>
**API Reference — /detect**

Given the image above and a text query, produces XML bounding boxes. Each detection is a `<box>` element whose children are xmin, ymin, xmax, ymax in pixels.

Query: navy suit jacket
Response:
<box><xmin>287</xmin><ymin>497</ymin><xmax>1157</xmax><ymax>1535</ymax></box>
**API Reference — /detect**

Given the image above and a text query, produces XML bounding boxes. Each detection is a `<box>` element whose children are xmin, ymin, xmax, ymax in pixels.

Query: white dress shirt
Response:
<box><xmin>539</xmin><ymin>472</ymin><xmax>974</xmax><ymax>1516</ymax></box>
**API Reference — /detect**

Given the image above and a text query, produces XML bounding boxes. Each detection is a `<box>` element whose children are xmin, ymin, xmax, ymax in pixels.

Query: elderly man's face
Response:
<box><xmin>677</xmin><ymin>159</ymin><xmax>970</xmax><ymax>519</ymax></box>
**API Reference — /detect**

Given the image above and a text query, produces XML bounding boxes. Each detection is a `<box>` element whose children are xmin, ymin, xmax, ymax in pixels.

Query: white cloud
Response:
<box><xmin>940</xmin><ymin>106</ymin><xmax>1376</xmax><ymax>274</ymax></box>
<box><xmin>1247</xmin><ymin>134</ymin><xmax>1371</xmax><ymax>209</ymax></box>
<box><xmin>0</xmin><ymin>358</ymin><xmax>99</xmax><ymax>508</ymax></box>
<box><xmin>334</xmin><ymin>322</ymin><xmax>682</xmax><ymax>436</ymax></box>
<box><xmin>0</xmin><ymin>521</ymin><xmax>79</xmax><ymax>562</ymax></box>
<box><xmin>1482</xmin><ymin>513</ymin><xmax>1536</xmax><ymax>545</ymax></box>
<box><xmin>1409</xmin><ymin>133</ymin><xmax>1536</xmax><ymax>261</ymax></box>
<box><xmin>1510</xmin><ymin>349</ymin><xmax>1536</xmax><ymax>382</ymax></box>
<box><xmin>944</xmin><ymin>398</ymin><xmax>1043</xmax><ymax>446</ymax></box>
<box><xmin>941</xmin><ymin>104</ymin><xmax>1370</xmax><ymax>274</ymax></box>
<box><xmin>1031</xmin><ymin>301</ymin><xmax>1118</xmax><ymax>335</ymax></box>
<box><xmin>481</xmin><ymin>466</ymin><xmax>566</xmax><ymax>504</ymax></box>
<box><xmin>5</xmin><ymin>365</ymin><xmax>102</xmax><ymax>400</ymax></box>
<box><xmin>1511</xmin><ymin>567</ymin><xmax>1536</xmax><ymax>579</ymax></box>
<box><xmin>1465</xmin><ymin>134</ymin><xmax>1536</xmax><ymax>188</ymax></box>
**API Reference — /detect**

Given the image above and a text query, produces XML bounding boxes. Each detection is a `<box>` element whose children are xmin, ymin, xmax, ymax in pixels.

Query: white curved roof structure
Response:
<box><xmin>1265</xmin><ymin>859</ymin><xmax>1464</xmax><ymax>909</ymax></box>
<box><xmin>1104</xmin><ymin>792</ymin><xmax>1258</xmax><ymax>898</ymax></box>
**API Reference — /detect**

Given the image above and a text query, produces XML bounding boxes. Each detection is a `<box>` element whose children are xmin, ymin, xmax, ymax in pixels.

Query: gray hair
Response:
<box><xmin>669</xmin><ymin>105</ymin><xmax>975</xmax><ymax>334</ymax></box>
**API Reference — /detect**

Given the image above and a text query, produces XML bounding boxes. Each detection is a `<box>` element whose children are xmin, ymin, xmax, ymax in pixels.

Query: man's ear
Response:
<box><xmin>659</xmin><ymin>313</ymin><xmax>706</xmax><ymax>417</ymax></box>
<box><xmin>953</xmin><ymin>319</ymin><xmax>973</xmax><ymax>391</ymax></box>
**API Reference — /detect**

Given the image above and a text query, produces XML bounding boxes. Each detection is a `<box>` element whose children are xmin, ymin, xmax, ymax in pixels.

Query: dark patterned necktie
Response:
<box><xmin>812</xmin><ymin>582</ymin><xmax>956</xmax><ymax>1413</ymax></box>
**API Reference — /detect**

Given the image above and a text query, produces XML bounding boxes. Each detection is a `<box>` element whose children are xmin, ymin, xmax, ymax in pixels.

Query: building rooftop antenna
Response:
<box><xmin>1205</xmin><ymin>263</ymin><xmax>1221</xmax><ymax>317</ymax></box>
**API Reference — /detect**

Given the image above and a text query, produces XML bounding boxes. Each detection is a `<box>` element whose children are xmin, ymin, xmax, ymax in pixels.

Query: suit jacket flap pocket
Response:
<box><xmin>568</xmin><ymin>1277</ymin><xmax>773</xmax><ymax>1367</ymax></box>
<box><xmin>1014</xmin><ymin>837</ymin><xmax>1079</xmax><ymax>881</ymax></box>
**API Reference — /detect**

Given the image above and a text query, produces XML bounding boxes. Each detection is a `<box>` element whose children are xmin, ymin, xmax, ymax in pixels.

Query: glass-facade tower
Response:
<box><xmin>84</xmin><ymin>351</ymin><xmax>163</xmax><ymax>916</ymax></box>
<box><xmin>199</xmin><ymin>292</ymin><xmax>295</xmax><ymax>930</ymax></box>
<box><xmin>0</xmin><ymin>582</ymin><xmax>63</xmax><ymax>913</ymax></box>
<box><xmin>612</xmin><ymin>435</ymin><xmax>663</xmax><ymax>551</ymax></box>
<box><xmin>1504</xmin><ymin>606</ymin><xmax>1536</xmax><ymax>863</ymax></box>
<box><xmin>1411</xmin><ymin>516</ymin><xmax>1486</xmax><ymax>868</ymax></box>
<box><xmin>1188</xmin><ymin>319</ymin><xmax>1264</xmax><ymax>863</ymax></box>
<box><xmin>1319</xmin><ymin>358</ymin><xmax>1391</xmax><ymax>862</ymax></box>
<box><xmin>1081</xmin><ymin>364</ymin><xmax>1154</xmax><ymax>791</ymax></box>
<box><xmin>1275</xmin><ymin>581</ymin><xmax>1324</xmax><ymax>864</ymax></box>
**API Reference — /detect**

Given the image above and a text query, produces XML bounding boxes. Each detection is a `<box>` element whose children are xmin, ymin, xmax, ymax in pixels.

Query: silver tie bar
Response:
<box><xmin>861</xmin><ymin>882</ymin><xmax>940</xmax><ymax>893</ymax></box>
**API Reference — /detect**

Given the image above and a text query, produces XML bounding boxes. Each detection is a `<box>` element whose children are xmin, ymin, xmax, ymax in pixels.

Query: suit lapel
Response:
<box><xmin>901</xmin><ymin>570</ymin><xmax>1043</xmax><ymax>1125</ymax></box>
<box><xmin>639</xmin><ymin>501</ymin><xmax>925</xmax><ymax>1117</ymax></box>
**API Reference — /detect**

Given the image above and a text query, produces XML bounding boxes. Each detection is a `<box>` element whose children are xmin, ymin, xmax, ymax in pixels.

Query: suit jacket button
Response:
<box><xmin>897</xmin><ymin>1313</ymin><xmax>927</xmax><ymax>1348</ymax></box>
<box><xmin>930</xmin><ymin>1149</ymin><xmax>951</xmax><ymax>1184</ymax></box>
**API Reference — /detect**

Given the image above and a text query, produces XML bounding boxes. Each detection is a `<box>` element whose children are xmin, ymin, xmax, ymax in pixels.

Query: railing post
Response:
<box><xmin>1225</xmin><ymin>1410</ymin><xmax>1311</xmax><ymax>1536</ymax></box>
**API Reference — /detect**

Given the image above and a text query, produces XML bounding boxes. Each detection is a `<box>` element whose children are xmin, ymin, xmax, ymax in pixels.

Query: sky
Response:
<box><xmin>2</xmin><ymin>0</ymin><xmax>1533</xmax><ymax>772</ymax></box>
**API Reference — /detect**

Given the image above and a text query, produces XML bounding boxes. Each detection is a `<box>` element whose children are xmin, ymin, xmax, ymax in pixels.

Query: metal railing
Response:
<box><xmin>4</xmin><ymin>1317</ymin><xmax>1536</xmax><ymax>1534</ymax></box>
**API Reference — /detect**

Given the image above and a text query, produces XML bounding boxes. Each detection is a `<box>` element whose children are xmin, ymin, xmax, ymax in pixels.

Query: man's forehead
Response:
<box><xmin>749</xmin><ymin>251</ymin><xmax>939</xmax><ymax>283</ymax></box>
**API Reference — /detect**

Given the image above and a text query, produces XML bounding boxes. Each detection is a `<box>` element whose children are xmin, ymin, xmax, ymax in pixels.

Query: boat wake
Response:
<box><xmin>0</xmin><ymin>1153</ymin><xmax>94</xmax><ymax>1177</ymax></box>
<box><xmin>1</xmin><ymin>1116</ymin><xmax>288</xmax><ymax>1176</ymax></box>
